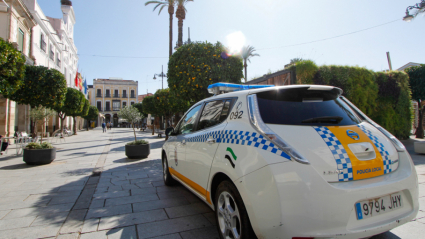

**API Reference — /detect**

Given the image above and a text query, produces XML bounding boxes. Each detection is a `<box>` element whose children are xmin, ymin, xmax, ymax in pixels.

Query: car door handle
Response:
<box><xmin>207</xmin><ymin>139</ymin><xmax>216</xmax><ymax>144</ymax></box>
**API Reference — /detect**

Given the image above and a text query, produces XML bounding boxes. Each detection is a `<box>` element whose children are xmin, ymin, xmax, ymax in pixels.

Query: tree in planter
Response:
<box><xmin>132</xmin><ymin>102</ymin><xmax>147</xmax><ymax>128</ymax></box>
<box><xmin>405</xmin><ymin>64</ymin><xmax>425</xmax><ymax>138</ymax></box>
<box><xmin>118</xmin><ymin>106</ymin><xmax>142</xmax><ymax>142</ymax></box>
<box><xmin>83</xmin><ymin>106</ymin><xmax>99</xmax><ymax>131</ymax></box>
<box><xmin>30</xmin><ymin>106</ymin><xmax>56</xmax><ymax>143</ymax></box>
<box><xmin>71</xmin><ymin>98</ymin><xmax>89</xmax><ymax>135</ymax></box>
<box><xmin>0</xmin><ymin>37</ymin><xmax>26</xmax><ymax>97</ymax></box>
<box><xmin>53</xmin><ymin>88</ymin><xmax>85</xmax><ymax>134</ymax></box>
<box><xmin>168</xmin><ymin>41</ymin><xmax>244</xmax><ymax>103</ymax></box>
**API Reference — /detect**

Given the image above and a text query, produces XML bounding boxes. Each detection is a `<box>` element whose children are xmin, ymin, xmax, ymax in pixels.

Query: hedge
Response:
<box><xmin>296</xmin><ymin>62</ymin><xmax>411</xmax><ymax>139</ymax></box>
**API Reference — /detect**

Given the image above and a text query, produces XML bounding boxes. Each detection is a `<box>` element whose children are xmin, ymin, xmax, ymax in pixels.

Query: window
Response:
<box><xmin>17</xmin><ymin>29</ymin><xmax>24</xmax><ymax>52</ymax></box>
<box><xmin>105</xmin><ymin>102</ymin><xmax>111</xmax><ymax>111</ymax></box>
<box><xmin>97</xmin><ymin>101</ymin><xmax>102</xmax><ymax>111</ymax></box>
<box><xmin>40</xmin><ymin>33</ymin><xmax>46</xmax><ymax>52</ymax></box>
<box><xmin>106</xmin><ymin>89</ymin><xmax>110</xmax><ymax>97</ymax></box>
<box><xmin>56</xmin><ymin>52</ymin><xmax>61</xmax><ymax>67</ymax></box>
<box><xmin>255</xmin><ymin>87</ymin><xmax>362</xmax><ymax>126</ymax></box>
<box><xmin>123</xmin><ymin>102</ymin><xmax>127</xmax><ymax>107</ymax></box>
<box><xmin>49</xmin><ymin>44</ymin><xmax>54</xmax><ymax>60</ymax></box>
<box><xmin>114</xmin><ymin>89</ymin><xmax>119</xmax><ymax>97</ymax></box>
<box><xmin>97</xmin><ymin>89</ymin><xmax>101</xmax><ymax>97</ymax></box>
<box><xmin>197</xmin><ymin>100</ymin><xmax>231</xmax><ymax>131</ymax></box>
<box><xmin>131</xmin><ymin>102</ymin><xmax>134</xmax><ymax>105</ymax></box>
<box><xmin>177</xmin><ymin>104</ymin><xmax>202</xmax><ymax>135</ymax></box>
<box><xmin>112</xmin><ymin>100</ymin><xmax>120</xmax><ymax>111</ymax></box>
<box><xmin>122</xmin><ymin>90</ymin><xmax>127</xmax><ymax>98</ymax></box>
<box><xmin>131</xmin><ymin>90</ymin><xmax>135</xmax><ymax>98</ymax></box>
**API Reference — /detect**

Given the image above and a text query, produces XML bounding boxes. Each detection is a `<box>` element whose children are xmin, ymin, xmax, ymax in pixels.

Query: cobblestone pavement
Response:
<box><xmin>0</xmin><ymin>128</ymin><xmax>423</xmax><ymax>239</ymax></box>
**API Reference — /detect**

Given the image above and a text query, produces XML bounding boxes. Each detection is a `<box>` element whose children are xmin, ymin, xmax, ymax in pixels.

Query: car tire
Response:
<box><xmin>162</xmin><ymin>154</ymin><xmax>176</xmax><ymax>186</ymax></box>
<box><xmin>214</xmin><ymin>180</ymin><xmax>257</xmax><ymax>239</ymax></box>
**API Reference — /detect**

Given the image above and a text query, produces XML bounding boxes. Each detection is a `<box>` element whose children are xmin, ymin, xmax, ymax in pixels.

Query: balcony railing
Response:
<box><xmin>113</xmin><ymin>107</ymin><xmax>120</xmax><ymax>111</ymax></box>
<box><xmin>122</xmin><ymin>94</ymin><xmax>127</xmax><ymax>98</ymax></box>
<box><xmin>130</xmin><ymin>95</ymin><xmax>136</xmax><ymax>98</ymax></box>
<box><xmin>96</xmin><ymin>94</ymin><xmax>102</xmax><ymax>97</ymax></box>
<box><xmin>105</xmin><ymin>94</ymin><xmax>111</xmax><ymax>97</ymax></box>
<box><xmin>113</xmin><ymin>94</ymin><xmax>120</xmax><ymax>98</ymax></box>
<box><xmin>105</xmin><ymin>107</ymin><xmax>111</xmax><ymax>111</ymax></box>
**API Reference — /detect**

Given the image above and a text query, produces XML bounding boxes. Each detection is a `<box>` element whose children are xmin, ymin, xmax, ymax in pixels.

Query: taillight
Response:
<box><xmin>247</xmin><ymin>94</ymin><xmax>309</xmax><ymax>164</ymax></box>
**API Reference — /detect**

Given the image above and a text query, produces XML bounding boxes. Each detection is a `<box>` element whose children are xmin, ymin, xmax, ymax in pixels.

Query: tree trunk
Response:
<box><xmin>73</xmin><ymin>116</ymin><xmax>77</xmax><ymax>135</ymax></box>
<box><xmin>415</xmin><ymin>104</ymin><xmax>424</xmax><ymax>139</ymax></box>
<box><xmin>152</xmin><ymin>118</ymin><xmax>156</xmax><ymax>135</ymax></box>
<box><xmin>133</xmin><ymin>123</ymin><xmax>137</xmax><ymax>142</ymax></box>
<box><xmin>87</xmin><ymin>120</ymin><xmax>89</xmax><ymax>131</ymax></box>
<box><xmin>244</xmin><ymin>60</ymin><xmax>247</xmax><ymax>82</ymax></box>
<box><xmin>168</xmin><ymin>5</ymin><xmax>174</xmax><ymax>57</ymax></box>
<box><xmin>178</xmin><ymin>19</ymin><xmax>183</xmax><ymax>47</ymax></box>
<box><xmin>60</xmin><ymin>116</ymin><xmax>65</xmax><ymax>135</ymax></box>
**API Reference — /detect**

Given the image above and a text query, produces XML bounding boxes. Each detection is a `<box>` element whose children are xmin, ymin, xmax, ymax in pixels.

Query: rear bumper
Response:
<box><xmin>236</xmin><ymin>151</ymin><xmax>419</xmax><ymax>239</ymax></box>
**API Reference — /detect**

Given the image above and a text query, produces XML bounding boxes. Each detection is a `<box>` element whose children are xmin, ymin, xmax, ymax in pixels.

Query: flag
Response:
<box><xmin>78</xmin><ymin>73</ymin><xmax>83</xmax><ymax>90</ymax></box>
<box><xmin>83</xmin><ymin>77</ymin><xmax>88</xmax><ymax>94</ymax></box>
<box><xmin>74</xmin><ymin>71</ymin><xmax>79</xmax><ymax>88</ymax></box>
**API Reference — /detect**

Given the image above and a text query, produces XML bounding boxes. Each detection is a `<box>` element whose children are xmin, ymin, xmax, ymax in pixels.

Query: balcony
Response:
<box><xmin>122</xmin><ymin>94</ymin><xmax>127</xmax><ymax>98</ymax></box>
<box><xmin>96</xmin><ymin>94</ymin><xmax>102</xmax><ymax>97</ymax></box>
<box><xmin>97</xmin><ymin>107</ymin><xmax>102</xmax><ymax>111</ymax></box>
<box><xmin>105</xmin><ymin>94</ymin><xmax>111</xmax><ymax>98</ymax></box>
<box><xmin>113</xmin><ymin>107</ymin><xmax>120</xmax><ymax>111</ymax></box>
<box><xmin>113</xmin><ymin>94</ymin><xmax>120</xmax><ymax>98</ymax></box>
<box><xmin>130</xmin><ymin>95</ymin><xmax>136</xmax><ymax>98</ymax></box>
<box><xmin>105</xmin><ymin>107</ymin><xmax>111</xmax><ymax>111</ymax></box>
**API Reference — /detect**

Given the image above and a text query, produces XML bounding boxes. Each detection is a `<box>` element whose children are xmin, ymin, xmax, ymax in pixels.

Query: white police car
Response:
<box><xmin>162</xmin><ymin>83</ymin><xmax>419</xmax><ymax>239</ymax></box>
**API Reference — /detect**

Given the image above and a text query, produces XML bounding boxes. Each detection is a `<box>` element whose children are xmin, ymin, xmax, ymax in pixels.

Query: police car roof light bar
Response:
<box><xmin>207</xmin><ymin>82</ymin><xmax>273</xmax><ymax>95</ymax></box>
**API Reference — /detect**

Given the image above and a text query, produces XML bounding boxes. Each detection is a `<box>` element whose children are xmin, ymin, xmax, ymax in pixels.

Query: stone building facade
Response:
<box><xmin>88</xmin><ymin>78</ymin><xmax>139</xmax><ymax>127</ymax></box>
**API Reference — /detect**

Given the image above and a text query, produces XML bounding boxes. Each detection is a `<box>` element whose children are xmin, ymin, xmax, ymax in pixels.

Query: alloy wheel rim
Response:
<box><xmin>217</xmin><ymin>191</ymin><xmax>241</xmax><ymax>239</ymax></box>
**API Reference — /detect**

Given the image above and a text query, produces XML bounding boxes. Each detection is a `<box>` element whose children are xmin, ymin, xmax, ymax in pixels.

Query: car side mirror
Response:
<box><xmin>166</xmin><ymin>127</ymin><xmax>174</xmax><ymax>136</ymax></box>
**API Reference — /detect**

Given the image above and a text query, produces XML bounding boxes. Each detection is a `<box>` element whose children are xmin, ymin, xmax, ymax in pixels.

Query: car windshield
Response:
<box><xmin>255</xmin><ymin>87</ymin><xmax>362</xmax><ymax>126</ymax></box>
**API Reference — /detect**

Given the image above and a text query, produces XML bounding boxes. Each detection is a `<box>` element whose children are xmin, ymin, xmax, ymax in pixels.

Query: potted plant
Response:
<box><xmin>22</xmin><ymin>106</ymin><xmax>57</xmax><ymax>165</ymax></box>
<box><xmin>118</xmin><ymin>106</ymin><xmax>150</xmax><ymax>159</ymax></box>
<box><xmin>23</xmin><ymin>142</ymin><xmax>56</xmax><ymax>165</ymax></box>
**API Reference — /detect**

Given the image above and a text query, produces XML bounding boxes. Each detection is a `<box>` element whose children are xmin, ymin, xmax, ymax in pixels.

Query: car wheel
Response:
<box><xmin>162</xmin><ymin>154</ymin><xmax>176</xmax><ymax>186</ymax></box>
<box><xmin>215</xmin><ymin>181</ymin><xmax>257</xmax><ymax>239</ymax></box>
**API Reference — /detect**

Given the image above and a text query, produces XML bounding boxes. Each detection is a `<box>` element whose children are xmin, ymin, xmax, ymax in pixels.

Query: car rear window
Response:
<box><xmin>255</xmin><ymin>87</ymin><xmax>362</xmax><ymax>126</ymax></box>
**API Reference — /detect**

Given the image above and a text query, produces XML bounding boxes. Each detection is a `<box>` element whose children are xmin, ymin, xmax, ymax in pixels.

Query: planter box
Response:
<box><xmin>23</xmin><ymin>148</ymin><xmax>56</xmax><ymax>165</ymax></box>
<box><xmin>414</xmin><ymin>141</ymin><xmax>425</xmax><ymax>154</ymax></box>
<box><xmin>125</xmin><ymin>144</ymin><xmax>150</xmax><ymax>159</ymax></box>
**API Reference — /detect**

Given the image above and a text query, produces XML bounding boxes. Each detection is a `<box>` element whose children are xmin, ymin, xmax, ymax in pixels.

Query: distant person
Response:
<box><xmin>102</xmin><ymin>122</ymin><xmax>106</xmax><ymax>133</ymax></box>
<box><xmin>107</xmin><ymin>122</ymin><xmax>110</xmax><ymax>130</ymax></box>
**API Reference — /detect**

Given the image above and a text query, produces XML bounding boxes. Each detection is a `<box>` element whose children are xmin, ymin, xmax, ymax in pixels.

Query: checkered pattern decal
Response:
<box><xmin>313</xmin><ymin>126</ymin><xmax>353</xmax><ymax>181</ymax></box>
<box><xmin>358</xmin><ymin>124</ymin><xmax>392</xmax><ymax>174</ymax></box>
<box><xmin>186</xmin><ymin>130</ymin><xmax>291</xmax><ymax>160</ymax></box>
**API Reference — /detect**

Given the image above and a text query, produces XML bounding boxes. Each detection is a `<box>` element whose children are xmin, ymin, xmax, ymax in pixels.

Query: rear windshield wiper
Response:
<box><xmin>301</xmin><ymin>116</ymin><xmax>343</xmax><ymax>124</ymax></box>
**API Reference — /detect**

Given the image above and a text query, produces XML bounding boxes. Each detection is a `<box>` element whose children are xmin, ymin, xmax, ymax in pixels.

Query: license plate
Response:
<box><xmin>355</xmin><ymin>192</ymin><xmax>402</xmax><ymax>220</ymax></box>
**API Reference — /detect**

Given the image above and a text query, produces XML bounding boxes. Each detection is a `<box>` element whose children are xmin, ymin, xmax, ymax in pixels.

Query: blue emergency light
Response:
<box><xmin>207</xmin><ymin>82</ymin><xmax>273</xmax><ymax>95</ymax></box>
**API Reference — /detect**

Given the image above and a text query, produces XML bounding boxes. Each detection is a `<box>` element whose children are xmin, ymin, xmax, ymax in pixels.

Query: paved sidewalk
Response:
<box><xmin>0</xmin><ymin>128</ymin><xmax>423</xmax><ymax>239</ymax></box>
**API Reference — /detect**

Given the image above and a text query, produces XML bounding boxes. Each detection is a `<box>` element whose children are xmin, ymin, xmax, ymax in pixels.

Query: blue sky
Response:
<box><xmin>38</xmin><ymin>0</ymin><xmax>425</xmax><ymax>95</ymax></box>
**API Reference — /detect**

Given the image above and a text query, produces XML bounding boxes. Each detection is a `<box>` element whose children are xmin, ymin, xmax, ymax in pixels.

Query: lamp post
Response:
<box><xmin>153</xmin><ymin>65</ymin><xmax>167</xmax><ymax>90</ymax></box>
<box><xmin>403</xmin><ymin>0</ymin><xmax>425</xmax><ymax>22</ymax></box>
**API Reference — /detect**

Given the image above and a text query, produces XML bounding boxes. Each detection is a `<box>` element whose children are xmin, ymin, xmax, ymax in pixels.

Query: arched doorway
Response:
<box><xmin>105</xmin><ymin>114</ymin><xmax>111</xmax><ymax>123</ymax></box>
<box><xmin>113</xmin><ymin>114</ymin><xmax>118</xmax><ymax>127</ymax></box>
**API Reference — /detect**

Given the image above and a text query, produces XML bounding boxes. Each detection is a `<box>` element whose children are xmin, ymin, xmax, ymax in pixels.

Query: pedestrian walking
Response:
<box><xmin>107</xmin><ymin>122</ymin><xmax>110</xmax><ymax>130</ymax></box>
<box><xmin>102</xmin><ymin>122</ymin><xmax>106</xmax><ymax>133</ymax></box>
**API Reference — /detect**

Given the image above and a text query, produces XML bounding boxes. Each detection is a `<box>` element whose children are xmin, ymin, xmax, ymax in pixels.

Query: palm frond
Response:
<box><xmin>145</xmin><ymin>1</ymin><xmax>164</xmax><ymax>6</ymax></box>
<box><xmin>158</xmin><ymin>4</ymin><xmax>167</xmax><ymax>14</ymax></box>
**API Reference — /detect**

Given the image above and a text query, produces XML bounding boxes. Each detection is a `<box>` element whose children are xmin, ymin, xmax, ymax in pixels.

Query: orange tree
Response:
<box><xmin>0</xmin><ymin>37</ymin><xmax>26</xmax><ymax>97</ymax></box>
<box><xmin>153</xmin><ymin>88</ymin><xmax>190</xmax><ymax>126</ymax></box>
<box><xmin>167</xmin><ymin>41</ymin><xmax>243</xmax><ymax>103</ymax></box>
<box><xmin>142</xmin><ymin>95</ymin><xmax>159</xmax><ymax>134</ymax></box>
<box><xmin>405</xmin><ymin>64</ymin><xmax>425</xmax><ymax>138</ymax></box>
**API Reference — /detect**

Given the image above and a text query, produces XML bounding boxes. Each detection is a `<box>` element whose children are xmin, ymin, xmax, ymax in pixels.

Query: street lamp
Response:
<box><xmin>403</xmin><ymin>0</ymin><xmax>425</xmax><ymax>22</ymax></box>
<box><xmin>153</xmin><ymin>65</ymin><xmax>167</xmax><ymax>90</ymax></box>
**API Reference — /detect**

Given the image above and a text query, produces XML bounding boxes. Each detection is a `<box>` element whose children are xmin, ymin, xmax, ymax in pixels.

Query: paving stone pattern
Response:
<box><xmin>0</xmin><ymin>128</ymin><xmax>424</xmax><ymax>238</ymax></box>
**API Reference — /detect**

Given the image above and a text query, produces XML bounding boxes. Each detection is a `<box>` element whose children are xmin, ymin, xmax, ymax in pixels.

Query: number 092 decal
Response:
<box><xmin>229</xmin><ymin>111</ymin><xmax>243</xmax><ymax>120</ymax></box>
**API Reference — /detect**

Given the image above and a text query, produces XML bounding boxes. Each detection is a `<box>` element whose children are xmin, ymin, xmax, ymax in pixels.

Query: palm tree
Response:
<box><xmin>176</xmin><ymin>0</ymin><xmax>193</xmax><ymax>48</ymax></box>
<box><xmin>241</xmin><ymin>45</ymin><xmax>260</xmax><ymax>82</ymax></box>
<box><xmin>145</xmin><ymin>0</ymin><xmax>176</xmax><ymax>57</ymax></box>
